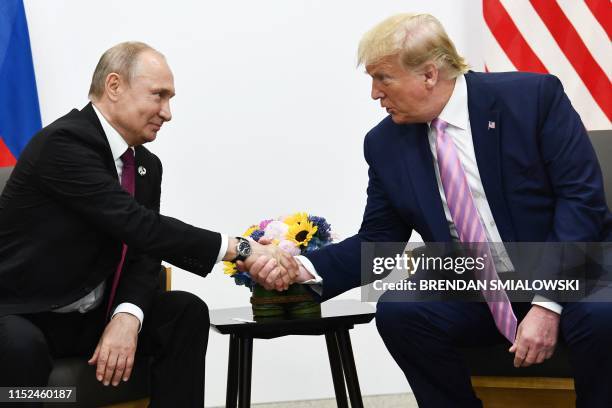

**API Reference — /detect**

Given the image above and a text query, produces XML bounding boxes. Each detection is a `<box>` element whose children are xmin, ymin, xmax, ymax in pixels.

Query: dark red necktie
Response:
<box><xmin>106</xmin><ymin>148</ymin><xmax>135</xmax><ymax>318</ymax></box>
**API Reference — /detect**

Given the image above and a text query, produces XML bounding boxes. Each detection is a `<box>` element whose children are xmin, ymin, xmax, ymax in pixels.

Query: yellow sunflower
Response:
<box><xmin>243</xmin><ymin>225</ymin><xmax>259</xmax><ymax>238</ymax></box>
<box><xmin>283</xmin><ymin>212</ymin><xmax>310</xmax><ymax>226</ymax></box>
<box><xmin>223</xmin><ymin>261</ymin><xmax>238</xmax><ymax>276</ymax></box>
<box><xmin>286</xmin><ymin>220</ymin><xmax>318</xmax><ymax>248</ymax></box>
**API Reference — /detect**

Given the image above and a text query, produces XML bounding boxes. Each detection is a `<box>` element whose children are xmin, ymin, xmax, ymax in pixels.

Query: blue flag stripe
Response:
<box><xmin>0</xmin><ymin>0</ymin><xmax>41</xmax><ymax>159</ymax></box>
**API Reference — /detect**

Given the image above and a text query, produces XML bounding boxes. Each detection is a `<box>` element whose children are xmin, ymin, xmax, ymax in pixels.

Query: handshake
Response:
<box><xmin>227</xmin><ymin>237</ymin><xmax>314</xmax><ymax>291</ymax></box>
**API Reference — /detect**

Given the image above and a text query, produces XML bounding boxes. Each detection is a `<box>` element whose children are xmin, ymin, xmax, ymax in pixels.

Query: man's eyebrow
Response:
<box><xmin>152</xmin><ymin>87</ymin><xmax>176</xmax><ymax>97</ymax></box>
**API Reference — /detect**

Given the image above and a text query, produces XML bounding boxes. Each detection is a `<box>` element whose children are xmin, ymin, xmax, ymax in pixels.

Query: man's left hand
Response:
<box><xmin>509</xmin><ymin>305</ymin><xmax>560</xmax><ymax>368</ymax></box>
<box><xmin>88</xmin><ymin>312</ymin><xmax>140</xmax><ymax>386</ymax></box>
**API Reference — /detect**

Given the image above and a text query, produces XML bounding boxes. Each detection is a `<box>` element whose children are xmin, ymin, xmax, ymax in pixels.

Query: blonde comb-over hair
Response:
<box><xmin>358</xmin><ymin>13</ymin><xmax>469</xmax><ymax>78</ymax></box>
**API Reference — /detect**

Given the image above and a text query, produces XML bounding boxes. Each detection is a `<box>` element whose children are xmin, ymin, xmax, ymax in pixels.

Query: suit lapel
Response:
<box><xmin>134</xmin><ymin>147</ymin><xmax>147</xmax><ymax>201</ymax></box>
<box><xmin>465</xmin><ymin>72</ymin><xmax>516</xmax><ymax>242</ymax></box>
<box><xmin>399</xmin><ymin>124</ymin><xmax>452</xmax><ymax>242</ymax></box>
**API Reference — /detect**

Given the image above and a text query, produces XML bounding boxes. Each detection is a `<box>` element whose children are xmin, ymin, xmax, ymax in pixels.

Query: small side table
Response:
<box><xmin>210</xmin><ymin>299</ymin><xmax>375</xmax><ymax>408</ymax></box>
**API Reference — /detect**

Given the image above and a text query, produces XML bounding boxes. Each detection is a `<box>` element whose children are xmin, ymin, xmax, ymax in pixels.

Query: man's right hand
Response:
<box><xmin>236</xmin><ymin>239</ymin><xmax>301</xmax><ymax>291</ymax></box>
<box><xmin>239</xmin><ymin>250</ymin><xmax>314</xmax><ymax>291</ymax></box>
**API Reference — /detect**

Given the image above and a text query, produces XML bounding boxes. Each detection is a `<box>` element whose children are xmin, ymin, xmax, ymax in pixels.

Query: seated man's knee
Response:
<box><xmin>583</xmin><ymin>303</ymin><xmax>612</xmax><ymax>342</ymax></box>
<box><xmin>563</xmin><ymin>302</ymin><xmax>612</xmax><ymax>354</ymax></box>
<box><xmin>376</xmin><ymin>296</ymin><xmax>424</xmax><ymax>340</ymax></box>
<box><xmin>0</xmin><ymin>315</ymin><xmax>52</xmax><ymax>385</ymax></box>
<box><xmin>168</xmin><ymin>291</ymin><xmax>209</xmax><ymax>326</ymax></box>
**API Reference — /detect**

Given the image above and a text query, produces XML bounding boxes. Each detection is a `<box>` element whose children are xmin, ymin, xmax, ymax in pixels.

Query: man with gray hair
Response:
<box><xmin>0</xmin><ymin>41</ymin><xmax>297</xmax><ymax>407</ymax></box>
<box><xmin>249</xmin><ymin>13</ymin><xmax>611</xmax><ymax>407</ymax></box>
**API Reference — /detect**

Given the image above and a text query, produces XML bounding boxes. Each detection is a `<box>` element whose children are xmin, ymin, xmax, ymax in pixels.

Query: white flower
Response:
<box><xmin>263</xmin><ymin>220</ymin><xmax>289</xmax><ymax>241</ymax></box>
<box><xmin>278</xmin><ymin>240</ymin><xmax>301</xmax><ymax>256</ymax></box>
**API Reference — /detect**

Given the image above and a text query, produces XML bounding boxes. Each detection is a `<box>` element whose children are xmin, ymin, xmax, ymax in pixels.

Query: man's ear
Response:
<box><xmin>105</xmin><ymin>73</ymin><xmax>122</xmax><ymax>102</ymax></box>
<box><xmin>422</xmin><ymin>63</ymin><xmax>439</xmax><ymax>89</ymax></box>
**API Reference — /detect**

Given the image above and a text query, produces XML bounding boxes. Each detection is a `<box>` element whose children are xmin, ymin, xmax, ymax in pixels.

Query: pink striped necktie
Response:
<box><xmin>432</xmin><ymin>118</ymin><xmax>517</xmax><ymax>343</ymax></box>
<box><xmin>106</xmin><ymin>148</ymin><xmax>135</xmax><ymax>319</ymax></box>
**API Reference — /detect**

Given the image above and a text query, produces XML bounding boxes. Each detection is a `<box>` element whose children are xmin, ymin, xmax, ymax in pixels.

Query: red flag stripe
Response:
<box><xmin>483</xmin><ymin>0</ymin><xmax>548</xmax><ymax>73</ymax></box>
<box><xmin>0</xmin><ymin>136</ymin><xmax>17</xmax><ymax>167</ymax></box>
<box><xmin>585</xmin><ymin>0</ymin><xmax>612</xmax><ymax>40</ymax></box>
<box><xmin>530</xmin><ymin>0</ymin><xmax>611</xmax><ymax>121</ymax></box>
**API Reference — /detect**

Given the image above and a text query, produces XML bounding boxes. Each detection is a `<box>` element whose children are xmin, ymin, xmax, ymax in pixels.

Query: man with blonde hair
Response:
<box><xmin>0</xmin><ymin>41</ymin><xmax>296</xmax><ymax>407</ymax></box>
<box><xmin>249</xmin><ymin>13</ymin><xmax>611</xmax><ymax>407</ymax></box>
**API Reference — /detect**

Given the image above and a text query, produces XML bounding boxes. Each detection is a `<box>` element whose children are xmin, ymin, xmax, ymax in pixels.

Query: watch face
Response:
<box><xmin>237</xmin><ymin>240</ymin><xmax>252</xmax><ymax>257</ymax></box>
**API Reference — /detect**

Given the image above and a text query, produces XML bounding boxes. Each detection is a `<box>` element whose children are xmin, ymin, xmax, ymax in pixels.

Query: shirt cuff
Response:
<box><xmin>295</xmin><ymin>255</ymin><xmax>323</xmax><ymax>296</ymax></box>
<box><xmin>112</xmin><ymin>303</ymin><xmax>144</xmax><ymax>332</ymax></box>
<box><xmin>531</xmin><ymin>295</ymin><xmax>563</xmax><ymax>315</ymax></box>
<box><xmin>295</xmin><ymin>256</ymin><xmax>322</xmax><ymax>284</ymax></box>
<box><xmin>216</xmin><ymin>234</ymin><xmax>229</xmax><ymax>264</ymax></box>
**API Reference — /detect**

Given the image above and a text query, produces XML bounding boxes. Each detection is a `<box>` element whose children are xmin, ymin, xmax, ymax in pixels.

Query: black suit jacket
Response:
<box><xmin>0</xmin><ymin>103</ymin><xmax>221</xmax><ymax>316</ymax></box>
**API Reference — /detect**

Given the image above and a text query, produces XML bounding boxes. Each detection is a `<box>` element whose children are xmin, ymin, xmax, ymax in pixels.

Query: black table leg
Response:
<box><xmin>226</xmin><ymin>334</ymin><xmax>239</xmax><ymax>408</ymax></box>
<box><xmin>325</xmin><ymin>332</ymin><xmax>349</xmax><ymax>408</ymax></box>
<box><xmin>337</xmin><ymin>329</ymin><xmax>364</xmax><ymax>408</ymax></box>
<box><xmin>238</xmin><ymin>336</ymin><xmax>253</xmax><ymax>408</ymax></box>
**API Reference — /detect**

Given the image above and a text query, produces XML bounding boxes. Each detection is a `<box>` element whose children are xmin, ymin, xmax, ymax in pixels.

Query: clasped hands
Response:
<box><xmin>236</xmin><ymin>238</ymin><xmax>312</xmax><ymax>291</ymax></box>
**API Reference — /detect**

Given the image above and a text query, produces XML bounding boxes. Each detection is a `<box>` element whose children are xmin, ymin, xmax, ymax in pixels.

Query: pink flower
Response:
<box><xmin>259</xmin><ymin>219</ymin><xmax>273</xmax><ymax>230</ymax></box>
<box><xmin>278</xmin><ymin>240</ymin><xmax>301</xmax><ymax>256</ymax></box>
<box><xmin>263</xmin><ymin>220</ymin><xmax>288</xmax><ymax>241</ymax></box>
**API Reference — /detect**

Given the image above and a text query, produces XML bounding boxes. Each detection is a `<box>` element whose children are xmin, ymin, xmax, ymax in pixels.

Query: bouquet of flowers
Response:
<box><xmin>223</xmin><ymin>212</ymin><xmax>334</xmax><ymax>289</ymax></box>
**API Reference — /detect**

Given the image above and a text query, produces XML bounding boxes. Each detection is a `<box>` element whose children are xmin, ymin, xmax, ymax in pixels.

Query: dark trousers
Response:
<box><xmin>375</xmin><ymin>294</ymin><xmax>612</xmax><ymax>408</ymax></box>
<box><xmin>0</xmin><ymin>290</ymin><xmax>209</xmax><ymax>407</ymax></box>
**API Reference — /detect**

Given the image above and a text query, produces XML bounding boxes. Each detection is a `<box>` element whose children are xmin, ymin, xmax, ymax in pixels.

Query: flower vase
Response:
<box><xmin>250</xmin><ymin>283</ymin><xmax>321</xmax><ymax>319</ymax></box>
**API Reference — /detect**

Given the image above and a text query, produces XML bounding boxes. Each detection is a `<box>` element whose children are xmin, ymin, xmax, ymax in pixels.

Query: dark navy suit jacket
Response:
<box><xmin>306</xmin><ymin>71</ymin><xmax>611</xmax><ymax>301</ymax></box>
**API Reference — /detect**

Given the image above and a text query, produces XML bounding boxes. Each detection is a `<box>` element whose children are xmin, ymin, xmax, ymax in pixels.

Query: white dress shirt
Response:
<box><xmin>302</xmin><ymin>75</ymin><xmax>562</xmax><ymax>315</ymax></box>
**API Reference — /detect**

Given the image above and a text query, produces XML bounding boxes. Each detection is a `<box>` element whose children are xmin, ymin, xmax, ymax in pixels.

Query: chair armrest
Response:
<box><xmin>159</xmin><ymin>266</ymin><xmax>172</xmax><ymax>292</ymax></box>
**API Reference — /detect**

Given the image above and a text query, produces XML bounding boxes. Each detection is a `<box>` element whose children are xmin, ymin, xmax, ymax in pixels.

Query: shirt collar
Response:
<box><xmin>435</xmin><ymin>74</ymin><xmax>468</xmax><ymax>130</ymax></box>
<box><xmin>91</xmin><ymin>103</ymin><xmax>132</xmax><ymax>161</ymax></box>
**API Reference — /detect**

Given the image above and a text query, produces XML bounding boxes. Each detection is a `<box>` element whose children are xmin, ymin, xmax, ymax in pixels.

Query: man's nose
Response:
<box><xmin>160</xmin><ymin>100</ymin><xmax>172</xmax><ymax>122</ymax></box>
<box><xmin>371</xmin><ymin>83</ymin><xmax>384</xmax><ymax>100</ymax></box>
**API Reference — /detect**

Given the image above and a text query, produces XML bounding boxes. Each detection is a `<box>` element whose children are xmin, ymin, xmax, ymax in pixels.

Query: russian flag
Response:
<box><xmin>0</xmin><ymin>0</ymin><xmax>41</xmax><ymax>167</ymax></box>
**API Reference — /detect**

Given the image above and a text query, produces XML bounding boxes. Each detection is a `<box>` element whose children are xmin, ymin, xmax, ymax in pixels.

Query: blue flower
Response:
<box><xmin>250</xmin><ymin>229</ymin><xmax>265</xmax><ymax>242</ymax></box>
<box><xmin>308</xmin><ymin>216</ymin><xmax>332</xmax><ymax>242</ymax></box>
<box><xmin>233</xmin><ymin>271</ymin><xmax>254</xmax><ymax>288</ymax></box>
<box><xmin>305</xmin><ymin>237</ymin><xmax>321</xmax><ymax>253</ymax></box>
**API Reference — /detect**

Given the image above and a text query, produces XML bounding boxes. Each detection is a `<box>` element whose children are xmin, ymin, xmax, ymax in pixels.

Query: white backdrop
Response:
<box><xmin>24</xmin><ymin>1</ymin><xmax>485</xmax><ymax>405</ymax></box>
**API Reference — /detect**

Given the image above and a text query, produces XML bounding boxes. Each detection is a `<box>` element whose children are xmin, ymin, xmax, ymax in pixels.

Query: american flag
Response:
<box><xmin>483</xmin><ymin>0</ymin><xmax>611</xmax><ymax>130</ymax></box>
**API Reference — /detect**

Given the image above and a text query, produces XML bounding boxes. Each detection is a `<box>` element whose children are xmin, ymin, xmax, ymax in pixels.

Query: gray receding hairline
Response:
<box><xmin>88</xmin><ymin>41</ymin><xmax>165</xmax><ymax>100</ymax></box>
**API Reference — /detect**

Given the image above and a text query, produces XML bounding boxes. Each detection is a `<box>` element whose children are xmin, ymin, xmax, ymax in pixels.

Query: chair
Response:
<box><xmin>465</xmin><ymin>129</ymin><xmax>611</xmax><ymax>407</ymax></box>
<box><xmin>0</xmin><ymin>166</ymin><xmax>12</xmax><ymax>194</ymax></box>
<box><xmin>210</xmin><ymin>299</ymin><xmax>375</xmax><ymax>408</ymax></box>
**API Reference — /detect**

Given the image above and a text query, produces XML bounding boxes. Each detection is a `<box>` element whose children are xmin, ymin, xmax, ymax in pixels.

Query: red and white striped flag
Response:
<box><xmin>483</xmin><ymin>0</ymin><xmax>611</xmax><ymax>130</ymax></box>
